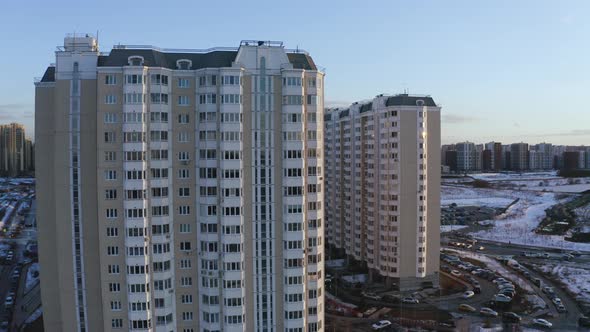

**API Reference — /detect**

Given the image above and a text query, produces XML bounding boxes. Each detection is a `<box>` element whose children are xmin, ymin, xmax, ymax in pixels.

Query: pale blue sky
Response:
<box><xmin>1</xmin><ymin>0</ymin><xmax>589</xmax><ymax>144</ymax></box>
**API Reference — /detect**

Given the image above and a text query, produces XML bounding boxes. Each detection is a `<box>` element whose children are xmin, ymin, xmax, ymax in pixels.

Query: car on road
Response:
<box><xmin>4</xmin><ymin>296</ymin><xmax>13</xmax><ymax>307</ymax></box>
<box><xmin>361</xmin><ymin>291</ymin><xmax>382</xmax><ymax>301</ymax></box>
<box><xmin>556</xmin><ymin>304</ymin><xmax>566</xmax><ymax>313</ymax></box>
<box><xmin>502</xmin><ymin>312</ymin><xmax>522</xmax><ymax>322</ymax></box>
<box><xmin>473</xmin><ymin>286</ymin><xmax>481</xmax><ymax>294</ymax></box>
<box><xmin>570</xmin><ymin>250</ymin><xmax>582</xmax><ymax>257</ymax></box>
<box><xmin>541</xmin><ymin>252</ymin><xmax>550</xmax><ymax>258</ymax></box>
<box><xmin>532</xmin><ymin>318</ymin><xmax>553</xmax><ymax>328</ymax></box>
<box><xmin>493</xmin><ymin>278</ymin><xmax>507</xmax><ymax>285</ymax></box>
<box><xmin>458</xmin><ymin>304</ymin><xmax>476</xmax><ymax>312</ymax></box>
<box><xmin>562</xmin><ymin>254</ymin><xmax>574</xmax><ymax>261</ymax></box>
<box><xmin>477</xmin><ymin>246</ymin><xmax>485</xmax><ymax>251</ymax></box>
<box><xmin>579</xmin><ymin>315</ymin><xmax>590</xmax><ymax>327</ymax></box>
<box><xmin>552</xmin><ymin>297</ymin><xmax>562</xmax><ymax>305</ymax></box>
<box><xmin>371</xmin><ymin>320</ymin><xmax>392</xmax><ymax>330</ymax></box>
<box><xmin>451</xmin><ymin>270</ymin><xmax>462</xmax><ymax>277</ymax></box>
<box><xmin>543</xmin><ymin>286</ymin><xmax>554</xmax><ymax>294</ymax></box>
<box><xmin>462</xmin><ymin>291</ymin><xmax>475</xmax><ymax>299</ymax></box>
<box><xmin>480</xmin><ymin>307</ymin><xmax>498</xmax><ymax>317</ymax></box>
<box><xmin>401</xmin><ymin>297</ymin><xmax>419</xmax><ymax>304</ymax></box>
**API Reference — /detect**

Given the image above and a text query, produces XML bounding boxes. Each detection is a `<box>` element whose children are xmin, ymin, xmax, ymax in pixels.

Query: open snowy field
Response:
<box><xmin>471</xmin><ymin>172</ymin><xmax>558</xmax><ymax>182</ymax></box>
<box><xmin>470</xmin><ymin>192</ymin><xmax>590</xmax><ymax>251</ymax></box>
<box><xmin>441</xmin><ymin>185</ymin><xmax>515</xmax><ymax>208</ymax></box>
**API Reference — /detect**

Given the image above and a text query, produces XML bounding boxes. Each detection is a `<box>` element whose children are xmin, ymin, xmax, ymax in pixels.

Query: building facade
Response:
<box><xmin>510</xmin><ymin>143</ymin><xmax>529</xmax><ymax>171</ymax></box>
<box><xmin>36</xmin><ymin>34</ymin><xmax>325</xmax><ymax>332</ymax></box>
<box><xmin>324</xmin><ymin>94</ymin><xmax>441</xmax><ymax>291</ymax></box>
<box><xmin>0</xmin><ymin>123</ymin><xmax>26</xmax><ymax>176</ymax></box>
<box><xmin>455</xmin><ymin>142</ymin><xmax>476</xmax><ymax>172</ymax></box>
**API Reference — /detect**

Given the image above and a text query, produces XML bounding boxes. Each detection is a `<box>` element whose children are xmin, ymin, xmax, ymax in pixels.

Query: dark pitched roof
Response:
<box><xmin>98</xmin><ymin>48</ymin><xmax>317</xmax><ymax>70</ymax></box>
<box><xmin>40</xmin><ymin>66</ymin><xmax>55</xmax><ymax>82</ymax></box>
<box><xmin>385</xmin><ymin>94</ymin><xmax>437</xmax><ymax>107</ymax></box>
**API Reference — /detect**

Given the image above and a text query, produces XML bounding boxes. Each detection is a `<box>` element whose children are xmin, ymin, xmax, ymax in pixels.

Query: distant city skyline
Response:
<box><xmin>3</xmin><ymin>0</ymin><xmax>590</xmax><ymax>144</ymax></box>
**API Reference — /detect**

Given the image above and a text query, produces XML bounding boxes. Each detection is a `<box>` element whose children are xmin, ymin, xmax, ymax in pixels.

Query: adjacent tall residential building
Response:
<box><xmin>36</xmin><ymin>34</ymin><xmax>325</xmax><ymax>332</ymax></box>
<box><xmin>324</xmin><ymin>94</ymin><xmax>441</xmax><ymax>290</ymax></box>
<box><xmin>0</xmin><ymin>123</ymin><xmax>27</xmax><ymax>176</ymax></box>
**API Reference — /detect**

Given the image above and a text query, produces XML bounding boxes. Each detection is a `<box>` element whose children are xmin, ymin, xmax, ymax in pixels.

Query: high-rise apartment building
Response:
<box><xmin>0</xmin><ymin>122</ymin><xmax>26</xmax><ymax>176</ymax></box>
<box><xmin>510</xmin><ymin>143</ymin><xmax>529</xmax><ymax>171</ymax></box>
<box><xmin>455</xmin><ymin>142</ymin><xmax>476</xmax><ymax>172</ymax></box>
<box><xmin>35</xmin><ymin>34</ymin><xmax>325</xmax><ymax>332</ymax></box>
<box><xmin>324</xmin><ymin>94</ymin><xmax>441</xmax><ymax>291</ymax></box>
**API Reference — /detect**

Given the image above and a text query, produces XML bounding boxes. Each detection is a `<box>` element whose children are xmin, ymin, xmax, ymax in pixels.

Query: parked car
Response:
<box><xmin>458</xmin><ymin>304</ymin><xmax>476</xmax><ymax>312</ymax></box>
<box><xmin>401</xmin><ymin>297</ymin><xmax>419</xmax><ymax>304</ymax></box>
<box><xmin>533</xmin><ymin>278</ymin><xmax>542</xmax><ymax>287</ymax></box>
<box><xmin>494</xmin><ymin>294</ymin><xmax>512</xmax><ymax>303</ymax></box>
<box><xmin>451</xmin><ymin>270</ymin><xmax>462</xmax><ymax>277</ymax></box>
<box><xmin>570</xmin><ymin>250</ymin><xmax>582</xmax><ymax>257</ymax></box>
<box><xmin>480</xmin><ymin>307</ymin><xmax>498</xmax><ymax>317</ymax></box>
<box><xmin>532</xmin><ymin>318</ymin><xmax>553</xmax><ymax>328</ymax></box>
<box><xmin>462</xmin><ymin>291</ymin><xmax>475</xmax><ymax>299</ymax></box>
<box><xmin>502</xmin><ymin>312</ymin><xmax>522</xmax><ymax>322</ymax></box>
<box><xmin>4</xmin><ymin>296</ymin><xmax>13</xmax><ymax>307</ymax></box>
<box><xmin>371</xmin><ymin>320</ymin><xmax>392</xmax><ymax>330</ymax></box>
<box><xmin>556</xmin><ymin>304</ymin><xmax>566</xmax><ymax>313</ymax></box>
<box><xmin>361</xmin><ymin>291</ymin><xmax>382</xmax><ymax>301</ymax></box>
<box><xmin>579</xmin><ymin>315</ymin><xmax>590</xmax><ymax>327</ymax></box>
<box><xmin>562</xmin><ymin>254</ymin><xmax>574</xmax><ymax>261</ymax></box>
<box><xmin>552</xmin><ymin>297</ymin><xmax>562</xmax><ymax>305</ymax></box>
<box><xmin>473</xmin><ymin>286</ymin><xmax>481</xmax><ymax>294</ymax></box>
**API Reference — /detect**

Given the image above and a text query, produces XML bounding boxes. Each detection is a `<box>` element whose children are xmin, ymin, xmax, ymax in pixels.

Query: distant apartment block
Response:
<box><xmin>455</xmin><ymin>142</ymin><xmax>477</xmax><ymax>172</ymax></box>
<box><xmin>36</xmin><ymin>34</ymin><xmax>325</xmax><ymax>332</ymax></box>
<box><xmin>0</xmin><ymin>123</ymin><xmax>29</xmax><ymax>176</ymax></box>
<box><xmin>325</xmin><ymin>94</ymin><xmax>441</xmax><ymax>291</ymax></box>
<box><xmin>510</xmin><ymin>143</ymin><xmax>529</xmax><ymax>171</ymax></box>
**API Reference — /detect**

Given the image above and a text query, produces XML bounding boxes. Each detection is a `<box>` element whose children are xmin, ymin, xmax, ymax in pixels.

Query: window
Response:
<box><xmin>179</xmin><ymin>206</ymin><xmax>190</xmax><ymax>215</ymax></box>
<box><xmin>128</xmin><ymin>56</ymin><xmax>144</xmax><ymax>66</ymax></box>
<box><xmin>178</xmin><ymin>78</ymin><xmax>190</xmax><ymax>88</ymax></box>
<box><xmin>104</xmin><ymin>131</ymin><xmax>116</xmax><ymax>143</ymax></box>
<box><xmin>221</xmin><ymin>75</ymin><xmax>240</xmax><ymax>85</ymax></box>
<box><xmin>124</xmin><ymin>93</ymin><xmax>145</xmax><ymax>104</ymax></box>
<box><xmin>111</xmin><ymin>319</ymin><xmax>123</xmax><ymax>329</ymax></box>
<box><xmin>180</xmin><ymin>242</ymin><xmax>191</xmax><ymax>251</ymax></box>
<box><xmin>106</xmin><ymin>208</ymin><xmax>118</xmax><ymax>219</ymax></box>
<box><xmin>179</xmin><ymin>152</ymin><xmax>190</xmax><ymax>161</ymax></box>
<box><xmin>105</xmin><ymin>189</ymin><xmax>117</xmax><ymax>200</ymax></box>
<box><xmin>125</xmin><ymin>74</ymin><xmax>144</xmax><ymax>84</ymax></box>
<box><xmin>198</xmin><ymin>93</ymin><xmax>217</xmax><ymax>104</ymax></box>
<box><xmin>180</xmin><ymin>224</ymin><xmax>191</xmax><ymax>233</ymax></box>
<box><xmin>178</xmin><ymin>169</ymin><xmax>190</xmax><ymax>179</ymax></box>
<box><xmin>105</xmin><ymin>75</ymin><xmax>117</xmax><ymax>85</ymax></box>
<box><xmin>124</xmin><ymin>112</ymin><xmax>145</xmax><ymax>123</ymax></box>
<box><xmin>282</xmin><ymin>95</ymin><xmax>303</xmax><ymax>105</ymax></box>
<box><xmin>104</xmin><ymin>151</ymin><xmax>116</xmax><ymax>161</ymax></box>
<box><xmin>109</xmin><ymin>282</ymin><xmax>120</xmax><ymax>292</ymax></box>
<box><xmin>108</xmin><ymin>264</ymin><xmax>120</xmax><ymax>274</ymax></box>
<box><xmin>150</xmin><ymin>93</ymin><xmax>169</xmax><ymax>104</ymax></box>
<box><xmin>104</xmin><ymin>113</ymin><xmax>117</xmax><ymax>123</ymax></box>
<box><xmin>105</xmin><ymin>95</ymin><xmax>117</xmax><ymax>104</ymax></box>
<box><xmin>181</xmin><ymin>294</ymin><xmax>193</xmax><ymax>304</ymax></box>
<box><xmin>104</xmin><ymin>170</ymin><xmax>117</xmax><ymax>180</ymax></box>
<box><xmin>283</xmin><ymin>77</ymin><xmax>302</xmax><ymax>86</ymax></box>
<box><xmin>178</xmin><ymin>132</ymin><xmax>189</xmax><ymax>143</ymax></box>
<box><xmin>178</xmin><ymin>95</ymin><xmax>189</xmax><ymax>106</ymax></box>
<box><xmin>106</xmin><ymin>227</ymin><xmax>118</xmax><ymax>237</ymax></box>
<box><xmin>110</xmin><ymin>301</ymin><xmax>122</xmax><ymax>310</ymax></box>
<box><xmin>221</xmin><ymin>94</ymin><xmax>241</xmax><ymax>104</ymax></box>
<box><xmin>150</xmin><ymin>74</ymin><xmax>169</xmax><ymax>86</ymax></box>
<box><xmin>178</xmin><ymin>114</ymin><xmax>189</xmax><ymax>124</ymax></box>
<box><xmin>177</xmin><ymin>60</ymin><xmax>192</xmax><ymax>70</ymax></box>
<box><xmin>306</xmin><ymin>94</ymin><xmax>317</xmax><ymax>105</ymax></box>
<box><xmin>181</xmin><ymin>277</ymin><xmax>192</xmax><ymax>286</ymax></box>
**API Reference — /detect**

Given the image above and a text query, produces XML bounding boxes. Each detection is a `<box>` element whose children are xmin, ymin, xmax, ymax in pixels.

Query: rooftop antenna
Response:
<box><xmin>96</xmin><ymin>30</ymin><xmax>99</xmax><ymax>51</ymax></box>
<box><xmin>296</xmin><ymin>45</ymin><xmax>299</xmax><ymax>53</ymax></box>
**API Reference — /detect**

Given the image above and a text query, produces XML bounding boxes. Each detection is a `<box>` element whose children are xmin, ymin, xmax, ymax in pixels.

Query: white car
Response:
<box><xmin>480</xmin><ymin>307</ymin><xmax>498</xmax><ymax>317</ymax></box>
<box><xmin>451</xmin><ymin>270</ymin><xmax>462</xmax><ymax>277</ymax></box>
<box><xmin>4</xmin><ymin>296</ymin><xmax>13</xmax><ymax>307</ymax></box>
<box><xmin>462</xmin><ymin>291</ymin><xmax>475</xmax><ymax>299</ymax></box>
<box><xmin>532</xmin><ymin>318</ymin><xmax>553</xmax><ymax>328</ymax></box>
<box><xmin>401</xmin><ymin>297</ymin><xmax>419</xmax><ymax>304</ymax></box>
<box><xmin>371</xmin><ymin>320</ymin><xmax>392</xmax><ymax>330</ymax></box>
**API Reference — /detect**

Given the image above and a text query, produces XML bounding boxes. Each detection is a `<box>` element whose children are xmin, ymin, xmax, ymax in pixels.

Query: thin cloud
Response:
<box><xmin>537</xmin><ymin>129</ymin><xmax>590</xmax><ymax>137</ymax></box>
<box><xmin>442</xmin><ymin>114</ymin><xmax>480</xmax><ymax>124</ymax></box>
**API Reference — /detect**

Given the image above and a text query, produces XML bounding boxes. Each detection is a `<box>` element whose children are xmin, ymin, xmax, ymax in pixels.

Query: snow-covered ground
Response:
<box><xmin>441</xmin><ymin>185</ymin><xmax>515</xmax><ymax>208</ymax></box>
<box><xmin>471</xmin><ymin>172</ymin><xmax>558</xmax><ymax>182</ymax></box>
<box><xmin>534</xmin><ymin>263</ymin><xmax>590</xmax><ymax>304</ymax></box>
<box><xmin>470</xmin><ymin>192</ymin><xmax>590</xmax><ymax>251</ymax></box>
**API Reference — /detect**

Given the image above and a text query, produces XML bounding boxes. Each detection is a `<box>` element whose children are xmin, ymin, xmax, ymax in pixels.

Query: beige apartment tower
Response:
<box><xmin>35</xmin><ymin>34</ymin><xmax>325</xmax><ymax>332</ymax></box>
<box><xmin>324</xmin><ymin>94</ymin><xmax>441</xmax><ymax>291</ymax></box>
